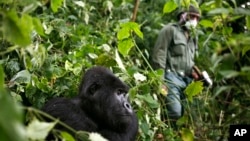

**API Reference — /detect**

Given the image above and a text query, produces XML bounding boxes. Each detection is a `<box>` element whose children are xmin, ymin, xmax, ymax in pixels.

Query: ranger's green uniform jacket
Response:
<box><xmin>151</xmin><ymin>23</ymin><xmax>197</xmax><ymax>76</ymax></box>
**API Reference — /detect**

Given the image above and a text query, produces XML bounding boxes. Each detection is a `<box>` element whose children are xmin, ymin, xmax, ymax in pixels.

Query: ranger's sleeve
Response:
<box><xmin>151</xmin><ymin>25</ymin><xmax>173</xmax><ymax>70</ymax></box>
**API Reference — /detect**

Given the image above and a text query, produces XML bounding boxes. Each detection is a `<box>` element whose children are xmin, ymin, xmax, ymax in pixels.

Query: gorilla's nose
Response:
<box><xmin>123</xmin><ymin>102</ymin><xmax>132</xmax><ymax>113</ymax></box>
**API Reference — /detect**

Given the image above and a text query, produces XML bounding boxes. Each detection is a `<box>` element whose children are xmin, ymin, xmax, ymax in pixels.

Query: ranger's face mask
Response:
<box><xmin>185</xmin><ymin>19</ymin><xmax>198</xmax><ymax>29</ymax></box>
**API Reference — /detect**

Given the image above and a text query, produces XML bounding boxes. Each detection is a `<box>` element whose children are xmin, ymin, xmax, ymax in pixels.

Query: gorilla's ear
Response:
<box><xmin>88</xmin><ymin>83</ymin><xmax>100</xmax><ymax>95</ymax></box>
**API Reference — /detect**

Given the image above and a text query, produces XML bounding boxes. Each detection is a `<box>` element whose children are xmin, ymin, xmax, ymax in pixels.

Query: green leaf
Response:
<box><xmin>199</xmin><ymin>19</ymin><xmax>214</xmax><ymax>28</ymax></box>
<box><xmin>118</xmin><ymin>38</ymin><xmax>134</xmax><ymax>57</ymax></box>
<box><xmin>32</xmin><ymin>17</ymin><xmax>45</xmax><ymax>36</ymax></box>
<box><xmin>0</xmin><ymin>0</ymin><xmax>13</xmax><ymax>4</ymax></box>
<box><xmin>140</xmin><ymin>121</ymin><xmax>150</xmax><ymax>134</ymax></box>
<box><xmin>242</xmin><ymin>46</ymin><xmax>250</xmax><ymax>56</ymax></box>
<box><xmin>61</xmin><ymin>131</ymin><xmax>76</xmax><ymax>141</ymax></box>
<box><xmin>51</xmin><ymin>0</ymin><xmax>64</xmax><ymax>13</ymax></box>
<box><xmin>163</xmin><ymin>0</ymin><xmax>178</xmax><ymax>14</ymax></box>
<box><xmin>213</xmin><ymin>86</ymin><xmax>232</xmax><ymax>98</ymax></box>
<box><xmin>117</xmin><ymin>22</ymin><xmax>143</xmax><ymax>40</ymax></box>
<box><xmin>129</xmin><ymin>22</ymin><xmax>143</xmax><ymax>39</ymax></box>
<box><xmin>177</xmin><ymin>115</ymin><xmax>188</xmax><ymax>126</ymax></box>
<box><xmin>184</xmin><ymin>81</ymin><xmax>203</xmax><ymax>102</ymax></box>
<box><xmin>2</xmin><ymin>10</ymin><xmax>32</xmax><ymax>46</ymax></box>
<box><xmin>219</xmin><ymin>70</ymin><xmax>240</xmax><ymax>79</ymax></box>
<box><xmin>246</xmin><ymin>16</ymin><xmax>250</xmax><ymax>30</ymax></box>
<box><xmin>136</xmin><ymin>94</ymin><xmax>159</xmax><ymax>108</ymax></box>
<box><xmin>10</xmin><ymin>70</ymin><xmax>31</xmax><ymax>85</ymax></box>
<box><xmin>26</xmin><ymin>118</ymin><xmax>56</xmax><ymax>140</ymax></box>
<box><xmin>115</xmin><ymin>49</ymin><xmax>126</xmax><ymax>71</ymax></box>
<box><xmin>180</xmin><ymin>128</ymin><xmax>194</xmax><ymax>141</ymax></box>
<box><xmin>0</xmin><ymin>65</ymin><xmax>4</xmax><ymax>87</ymax></box>
<box><xmin>208</xmin><ymin>8</ymin><xmax>231</xmax><ymax>15</ymax></box>
<box><xmin>215</xmin><ymin>0</ymin><xmax>222</xmax><ymax>7</ymax></box>
<box><xmin>22</xmin><ymin>2</ymin><xmax>39</xmax><ymax>14</ymax></box>
<box><xmin>117</xmin><ymin>26</ymin><xmax>130</xmax><ymax>40</ymax></box>
<box><xmin>73</xmin><ymin>1</ymin><xmax>85</xmax><ymax>8</ymax></box>
<box><xmin>0</xmin><ymin>69</ymin><xmax>27</xmax><ymax>141</ymax></box>
<box><xmin>65</xmin><ymin>60</ymin><xmax>73</xmax><ymax>71</ymax></box>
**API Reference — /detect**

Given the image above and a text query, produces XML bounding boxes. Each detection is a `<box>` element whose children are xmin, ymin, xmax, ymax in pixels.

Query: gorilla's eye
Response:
<box><xmin>89</xmin><ymin>83</ymin><xmax>100</xmax><ymax>95</ymax></box>
<box><xmin>117</xmin><ymin>89</ymin><xmax>127</xmax><ymax>96</ymax></box>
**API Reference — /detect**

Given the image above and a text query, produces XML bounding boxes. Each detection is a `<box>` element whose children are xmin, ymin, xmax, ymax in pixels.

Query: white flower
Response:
<box><xmin>88</xmin><ymin>132</ymin><xmax>108</xmax><ymax>141</ymax></box>
<box><xmin>133</xmin><ymin>72</ymin><xmax>146</xmax><ymax>82</ymax></box>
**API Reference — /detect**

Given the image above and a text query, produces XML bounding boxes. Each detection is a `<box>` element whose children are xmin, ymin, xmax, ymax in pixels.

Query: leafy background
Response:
<box><xmin>0</xmin><ymin>0</ymin><xmax>250</xmax><ymax>141</ymax></box>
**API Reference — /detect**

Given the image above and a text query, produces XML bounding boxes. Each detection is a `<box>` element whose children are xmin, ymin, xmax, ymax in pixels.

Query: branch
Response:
<box><xmin>131</xmin><ymin>0</ymin><xmax>140</xmax><ymax>22</ymax></box>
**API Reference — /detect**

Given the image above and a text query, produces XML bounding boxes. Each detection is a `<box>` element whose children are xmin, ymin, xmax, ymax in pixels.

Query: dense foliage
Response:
<box><xmin>1</xmin><ymin>0</ymin><xmax>250</xmax><ymax>141</ymax></box>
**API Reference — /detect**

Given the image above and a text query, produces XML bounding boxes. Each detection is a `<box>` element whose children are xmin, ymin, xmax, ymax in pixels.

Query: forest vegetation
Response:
<box><xmin>1</xmin><ymin>0</ymin><xmax>250</xmax><ymax>141</ymax></box>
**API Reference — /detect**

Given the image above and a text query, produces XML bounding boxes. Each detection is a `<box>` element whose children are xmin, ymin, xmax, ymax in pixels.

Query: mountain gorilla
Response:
<box><xmin>42</xmin><ymin>66</ymin><xmax>138</xmax><ymax>141</ymax></box>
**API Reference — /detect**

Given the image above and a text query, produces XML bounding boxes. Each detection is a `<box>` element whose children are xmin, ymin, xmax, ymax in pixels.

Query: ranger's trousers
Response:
<box><xmin>164</xmin><ymin>72</ymin><xmax>192</xmax><ymax>128</ymax></box>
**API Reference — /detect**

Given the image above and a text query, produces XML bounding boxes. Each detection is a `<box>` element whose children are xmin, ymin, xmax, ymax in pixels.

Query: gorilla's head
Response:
<box><xmin>79</xmin><ymin>66</ymin><xmax>134</xmax><ymax>131</ymax></box>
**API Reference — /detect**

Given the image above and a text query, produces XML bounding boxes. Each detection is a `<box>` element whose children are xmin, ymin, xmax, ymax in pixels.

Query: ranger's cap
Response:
<box><xmin>177</xmin><ymin>5</ymin><xmax>201</xmax><ymax>19</ymax></box>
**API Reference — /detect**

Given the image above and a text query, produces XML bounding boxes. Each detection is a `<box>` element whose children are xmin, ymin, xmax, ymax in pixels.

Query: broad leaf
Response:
<box><xmin>51</xmin><ymin>0</ymin><xmax>64</xmax><ymax>13</ymax></box>
<box><xmin>74</xmin><ymin>1</ymin><xmax>85</xmax><ymax>7</ymax></box>
<box><xmin>2</xmin><ymin>10</ymin><xmax>32</xmax><ymax>46</ymax></box>
<box><xmin>163</xmin><ymin>0</ymin><xmax>178</xmax><ymax>14</ymax></box>
<box><xmin>26</xmin><ymin>118</ymin><xmax>56</xmax><ymax>140</ymax></box>
<box><xmin>180</xmin><ymin>128</ymin><xmax>194</xmax><ymax>141</ymax></box>
<box><xmin>118</xmin><ymin>38</ymin><xmax>134</xmax><ymax>57</ymax></box>
<box><xmin>32</xmin><ymin>17</ymin><xmax>45</xmax><ymax>36</ymax></box>
<box><xmin>0</xmin><ymin>67</ymin><xmax>26</xmax><ymax>141</ymax></box>
<box><xmin>10</xmin><ymin>70</ymin><xmax>31</xmax><ymax>86</ymax></box>
<box><xmin>184</xmin><ymin>81</ymin><xmax>203</xmax><ymax>102</ymax></box>
<box><xmin>117</xmin><ymin>26</ymin><xmax>130</xmax><ymax>40</ymax></box>
<box><xmin>219</xmin><ymin>70</ymin><xmax>240</xmax><ymax>79</ymax></box>
<box><xmin>61</xmin><ymin>131</ymin><xmax>76</xmax><ymax>141</ymax></box>
<box><xmin>199</xmin><ymin>19</ymin><xmax>214</xmax><ymax>28</ymax></box>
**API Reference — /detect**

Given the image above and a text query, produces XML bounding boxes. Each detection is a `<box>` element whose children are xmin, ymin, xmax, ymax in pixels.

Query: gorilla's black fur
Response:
<box><xmin>42</xmin><ymin>66</ymin><xmax>138</xmax><ymax>141</ymax></box>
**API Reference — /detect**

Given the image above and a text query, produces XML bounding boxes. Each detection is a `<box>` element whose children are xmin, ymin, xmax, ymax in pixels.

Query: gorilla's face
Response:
<box><xmin>79</xmin><ymin>67</ymin><xmax>134</xmax><ymax>131</ymax></box>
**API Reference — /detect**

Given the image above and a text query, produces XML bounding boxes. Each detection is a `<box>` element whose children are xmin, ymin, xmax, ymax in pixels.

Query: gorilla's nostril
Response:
<box><xmin>124</xmin><ymin>102</ymin><xmax>131</xmax><ymax>109</ymax></box>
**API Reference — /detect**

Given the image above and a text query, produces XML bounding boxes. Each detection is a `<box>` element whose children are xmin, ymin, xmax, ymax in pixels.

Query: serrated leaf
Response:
<box><xmin>184</xmin><ymin>81</ymin><xmax>203</xmax><ymax>102</ymax></box>
<box><xmin>27</xmin><ymin>118</ymin><xmax>56</xmax><ymax>140</ymax></box>
<box><xmin>117</xmin><ymin>22</ymin><xmax>143</xmax><ymax>40</ymax></box>
<box><xmin>51</xmin><ymin>0</ymin><xmax>63</xmax><ymax>13</ymax></box>
<box><xmin>163</xmin><ymin>0</ymin><xmax>178</xmax><ymax>14</ymax></box>
<box><xmin>118</xmin><ymin>38</ymin><xmax>134</xmax><ymax>57</ymax></box>
<box><xmin>129</xmin><ymin>22</ymin><xmax>143</xmax><ymax>39</ymax></box>
<box><xmin>117</xmin><ymin>26</ymin><xmax>130</xmax><ymax>40</ymax></box>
